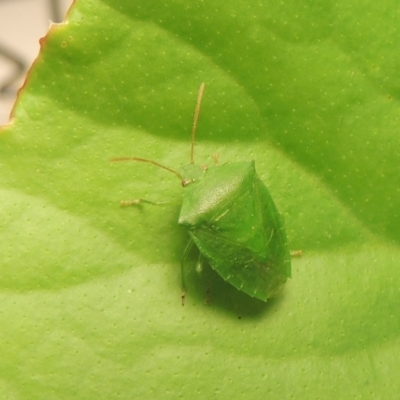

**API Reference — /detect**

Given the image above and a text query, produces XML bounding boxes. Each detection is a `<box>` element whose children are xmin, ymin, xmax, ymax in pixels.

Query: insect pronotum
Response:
<box><xmin>112</xmin><ymin>83</ymin><xmax>293</xmax><ymax>304</ymax></box>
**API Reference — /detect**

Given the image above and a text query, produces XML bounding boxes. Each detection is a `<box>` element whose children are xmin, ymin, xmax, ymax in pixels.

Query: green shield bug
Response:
<box><xmin>112</xmin><ymin>83</ymin><xmax>292</xmax><ymax>303</ymax></box>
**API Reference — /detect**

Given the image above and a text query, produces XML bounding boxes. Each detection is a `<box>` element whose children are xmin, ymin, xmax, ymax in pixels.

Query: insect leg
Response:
<box><xmin>195</xmin><ymin>252</ymin><xmax>205</xmax><ymax>273</ymax></box>
<box><xmin>181</xmin><ymin>238</ymin><xmax>195</xmax><ymax>305</ymax></box>
<box><xmin>195</xmin><ymin>253</ymin><xmax>212</xmax><ymax>306</ymax></box>
<box><xmin>212</xmin><ymin>153</ymin><xmax>219</xmax><ymax>166</ymax></box>
<box><xmin>119</xmin><ymin>199</ymin><xmax>168</xmax><ymax>207</ymax></box>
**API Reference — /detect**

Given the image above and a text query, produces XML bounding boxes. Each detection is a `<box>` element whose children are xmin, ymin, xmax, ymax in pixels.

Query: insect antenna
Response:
<box><xmin>190</xmin><ymin>82</ymin><xmax>206</xmax><ymax>164</ymax></box>
<box><xmin>110</xmin><ymin>157</ymin><xmax>183</xmax><ymax>180</ymax></box>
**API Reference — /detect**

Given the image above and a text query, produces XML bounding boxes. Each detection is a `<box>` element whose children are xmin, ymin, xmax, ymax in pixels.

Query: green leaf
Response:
<box><xmin>1</xmin><ymin>0</ymin><xmax>399</xmax><ymax>398</ymax></box>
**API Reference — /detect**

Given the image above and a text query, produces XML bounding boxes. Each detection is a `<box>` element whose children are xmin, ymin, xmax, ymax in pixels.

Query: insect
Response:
<box><xmin>112</xmin><ymin>83</ymin><xmax>292</xmax><ymax>303</ymax></box>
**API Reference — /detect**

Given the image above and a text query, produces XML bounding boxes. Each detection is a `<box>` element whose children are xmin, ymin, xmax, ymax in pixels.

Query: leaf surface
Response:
<box><xmin>1</xmin><ymin>0</ymin><xmax>399</xmax><ymax>398</ymax></box>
